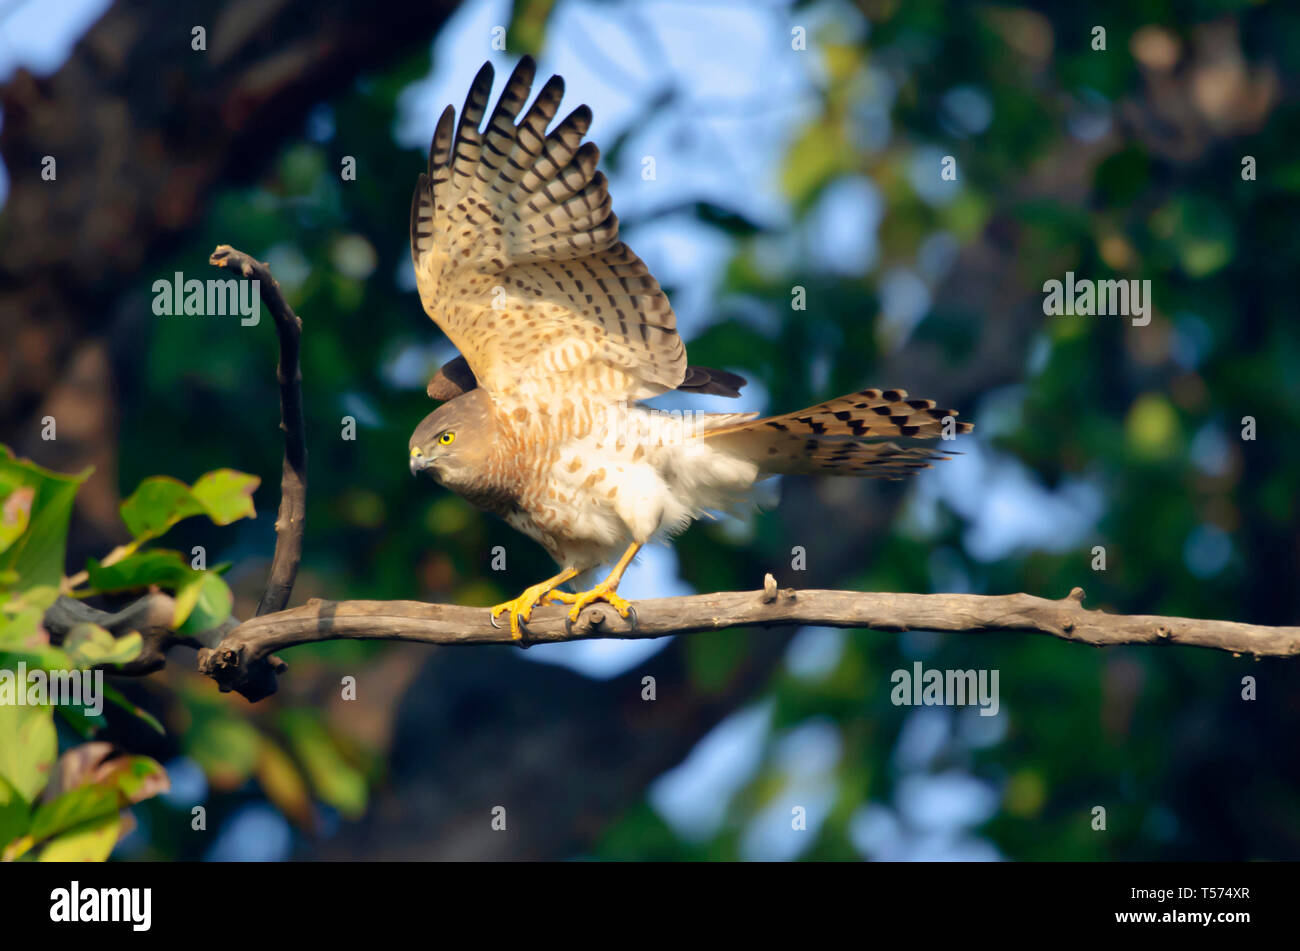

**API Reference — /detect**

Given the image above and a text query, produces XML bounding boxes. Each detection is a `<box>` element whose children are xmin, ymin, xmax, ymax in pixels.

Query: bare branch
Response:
<box><xmin>208</xmin><ymin>245</ymin><xmax>307</xmax><ymax>617</ymax></box>
<box><xmin>125</xmin><ymin>244</ymin><xmax>313</xmax><ymax>700</ymax></box>
<box><xmin>191</xmin><ymin>585</ymin><xmax>1300</xmax><ymax>699</ymax></box>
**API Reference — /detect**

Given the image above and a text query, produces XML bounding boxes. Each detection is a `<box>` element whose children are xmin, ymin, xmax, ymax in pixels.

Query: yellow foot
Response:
<box><xmin>490</xmin><ymin>581</ymin><xmax>564</xmax><ymax>641</ymax></box>
<box><xmin>552</xmin><ymin>582</ymin><xmax>634</xmax><ymax>623</ymax></box>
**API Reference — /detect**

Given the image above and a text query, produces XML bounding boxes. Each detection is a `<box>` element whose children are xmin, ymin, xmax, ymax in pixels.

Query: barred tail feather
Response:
<box><xmin>698</xmin><ymin>387</ymin><xmax>973</xmax><ymax>479</ymax></box>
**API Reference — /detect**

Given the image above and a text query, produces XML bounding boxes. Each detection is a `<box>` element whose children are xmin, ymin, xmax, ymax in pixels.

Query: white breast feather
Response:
<box><xmin>545</xmin><ymin>406</ymin><xmax>765</xmax><ymax>570</ymax></box>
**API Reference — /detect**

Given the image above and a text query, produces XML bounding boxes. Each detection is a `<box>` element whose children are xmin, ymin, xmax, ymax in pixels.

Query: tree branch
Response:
<box><xmin>191</xmin><ymin>583</ymin><xmax>1300</xmax><ymax>698</ymax></box>
<box><xmin>171</xmin><ymin>245</ymin><xmax>309</xmax><ymax>700</ymax></box>
<box><xmin>207</xmin><ymin>246</ymin><xmax>307</xmax><ymax>617</ymax></box>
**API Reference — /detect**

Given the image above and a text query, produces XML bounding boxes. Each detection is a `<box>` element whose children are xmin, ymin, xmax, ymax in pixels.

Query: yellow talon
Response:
<box><xmin>489</xmin><ymin>568</ymin><xmax>579</xmax><ymax>640</ymax></box>
<box><xmin>491</xmin><ymin>543</ymin><xmax>643</xmax><ymax>635</ymax></box>
<box><xmin>488</xmin><ymin>587</ymin><xmax>543</xmax><ymax>640</ymax></box>
<box><xmin>556</xmin><ymin>541</ymin><xmax>643</xmax><ymax>623</ymax></box>
<box><xmin>563</xmin><ymin>581</ymin><xmax>633</xmax><ymax>623</ymax></box>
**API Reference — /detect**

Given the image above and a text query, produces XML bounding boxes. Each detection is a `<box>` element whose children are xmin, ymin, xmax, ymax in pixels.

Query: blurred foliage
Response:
<box><xmin>0</xmin><ymin>449</ymin><xmax>256</xmax><ymax>859</ymax></box>
<box><xmin>10</xmin><ymin>0</ymin><xmax>1299</xmax><ymax>860</ymax></box>
<box><xmin>0</xmin><ymin>444</ymin><xmax>376</xmax><ymax>859</ymax></box>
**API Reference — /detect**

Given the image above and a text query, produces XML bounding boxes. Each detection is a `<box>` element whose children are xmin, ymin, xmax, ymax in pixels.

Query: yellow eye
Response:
<box><xmin>438</xmin><ymin>431</ymin><xmax>456</xmax><ymax>446</ymax></box>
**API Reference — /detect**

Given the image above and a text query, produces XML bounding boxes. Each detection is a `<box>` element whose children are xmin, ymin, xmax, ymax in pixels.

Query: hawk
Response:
<box><xmin>408</xmin><ymin>58</ymin><xmax>972</xmax><ymax>638</ymax></box>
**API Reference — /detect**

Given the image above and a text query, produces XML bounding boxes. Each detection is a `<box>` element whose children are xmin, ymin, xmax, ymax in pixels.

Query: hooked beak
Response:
<box><xmin>409</xmin><ymin>449</ymin><xmax>429</xmax><ymax>476</ymax></box>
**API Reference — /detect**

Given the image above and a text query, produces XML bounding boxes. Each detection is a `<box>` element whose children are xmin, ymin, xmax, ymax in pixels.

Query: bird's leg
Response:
<box><xmin>547</xmin><ymin>542</ymin><xmax>641</xmax><ymax>622</ymax></box>
<box><xmin>489</xmin><ymin>566</ymin><xmax>579</xmax><ymax>640</ymax></box>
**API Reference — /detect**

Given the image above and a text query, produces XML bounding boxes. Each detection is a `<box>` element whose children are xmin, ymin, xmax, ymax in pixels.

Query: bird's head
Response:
<box><xmin>408</xmin><ymin>388</ymin><xmax>495</xmax><ymax>489</ymax></box>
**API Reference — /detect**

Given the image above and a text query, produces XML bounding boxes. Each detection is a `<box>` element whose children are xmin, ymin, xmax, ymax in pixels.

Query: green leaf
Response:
<box><xmin>0</xmin><ymin>702</ymin><xmax>56</xmax><ymax>803</ymax></box>
<box><xmin>0</xmin><ymin>486</ymin><xmax>35</xmax><ymax>556</ymax></box>
<box><xmin>175</xmin><ymin>571</ymin><xmax>232</xmax><ymax>633</ymax></box>
<box><xmin>105</xmin><ymin>755</ymin><xmax>169</xmax><ymax>804</ymax></box>
<box><xmin>0</xmin><ymin>607</ymin><xmax>42</xmax><ymax>650</ymax></box>
<box><xmin>118</xmin><ymin>469</ymin><xmax>259</xmax><ymax>544</ymax></box>
<box><xmin>101</xmin><ymin>683</ymin><xmax>165</xmax><ymax>735</ymax></box>
<box><xmin>190</xmin><ymin>469</ymin><xmax>260</xmax><ymax>525</ymax></box>
<box><xmin>119</xmin><ymin>476</ymin><xmax>203</xmax><ymax>542</ymax></box>
<box><xmin>63</xmin><ymin>623</ymin><xmax>142</xmax><ymax>668</ymax></box>
<box><xmin>3</xmin><ymin>585</ymin><xmax>60</xmax><ymax>614</ymax></box>
<box><xmin>36</xmin><ymin>812</ymin><xmax>120</xmax><ymax>862</ymax></box>
<box><xmin>0</xmin><ymin>447</ymin><xmax>92</xmax><ymax>589</ymax></box>
<box><xmin>83</xmin><ymin>550</ymin><xmax>231</xmax><ymax>631</ymax></box>
<box><xmin>0</xmin><ymin>774</ymin><xmax>30</xmax><ymax>853</ymax></box>
<box><xmin>24</xmin><ymin>752</ymin><xmax>166</xmax><ymax>859</ymax></box>
<box><xmin>278</xmin><ymin>710</ymin><xmax>367</xmax><ymax>818</ymax></box>
<box><xmin>0</xmin><ymin>646</ymin><xmax>75</xmax><ymax>675</ymax></box>
<box><xmin>28</xmin><ymin>783</ymin><xmax>120</xmax><ymax>843</ymax></box>
<box><xmin>86</xmin><ymin>548</ymin><xmax>196</xmax><ymax>592</ymax></box>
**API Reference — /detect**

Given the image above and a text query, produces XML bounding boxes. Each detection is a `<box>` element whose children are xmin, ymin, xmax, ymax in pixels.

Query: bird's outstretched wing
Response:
<box><xmin>426</xmin><ymin>354</ymin><xmax>747</xmax><ymax>402</ymax></box>
<box><xmin>410</xmin><ymin>58</ymin><xmax>686</xmax><ymax>404</ymax></box>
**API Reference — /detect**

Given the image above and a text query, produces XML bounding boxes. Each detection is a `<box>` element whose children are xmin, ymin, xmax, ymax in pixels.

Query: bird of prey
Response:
<box><xmin>408</xmin><ymin>58</ymin><xmax>972</xmax><ymax>638</ymax></box>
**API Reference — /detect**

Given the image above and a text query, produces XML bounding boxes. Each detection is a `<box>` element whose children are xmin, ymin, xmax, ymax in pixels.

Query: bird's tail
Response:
<box><xmin>695</xmin><ymin>387</ymin><xmax>972</xmax><ymax>479</ymax></box>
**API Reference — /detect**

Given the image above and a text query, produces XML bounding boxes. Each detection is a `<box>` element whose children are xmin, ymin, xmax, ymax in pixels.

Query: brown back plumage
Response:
<box><xmin>699</xmin><ymin>387</ymin><xmax>973</xmax><ymax>479</ymax></box>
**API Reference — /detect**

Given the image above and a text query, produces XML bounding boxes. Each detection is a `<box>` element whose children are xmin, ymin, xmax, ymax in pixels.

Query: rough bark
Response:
<box><xmin>0</xmin><ymin>0</ymin><xmax>460</xmax><ymax>438</ymax></box>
